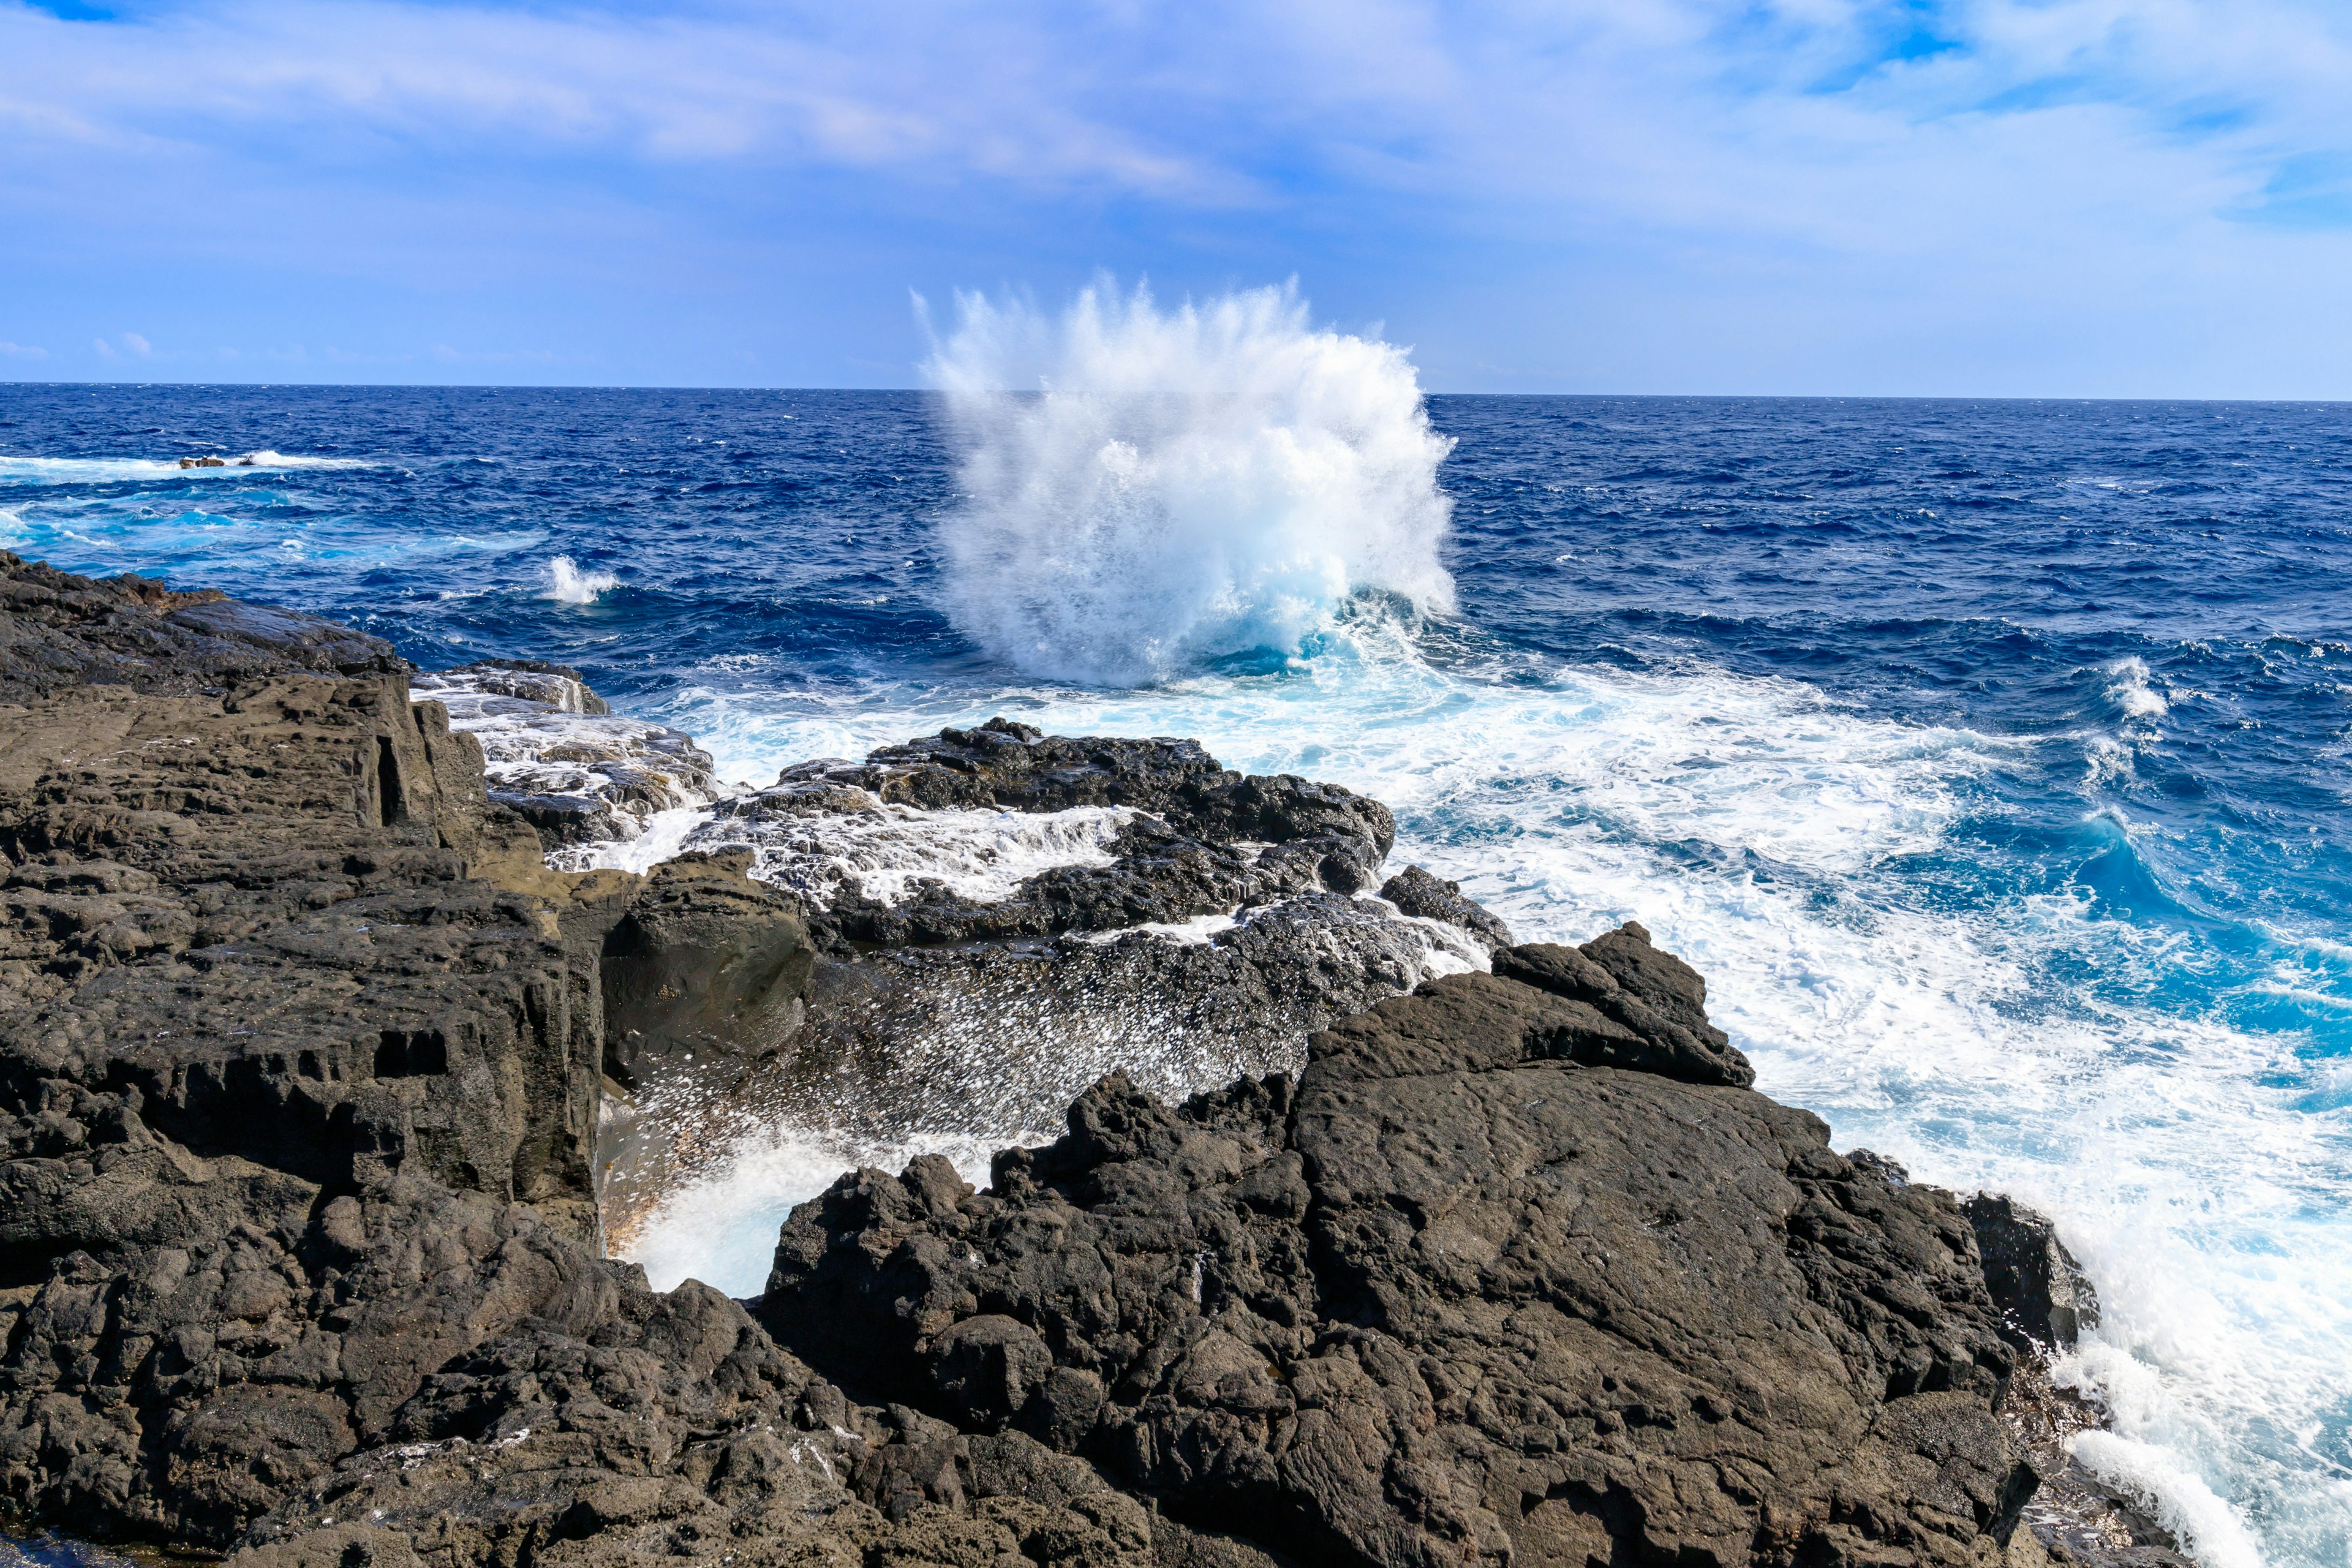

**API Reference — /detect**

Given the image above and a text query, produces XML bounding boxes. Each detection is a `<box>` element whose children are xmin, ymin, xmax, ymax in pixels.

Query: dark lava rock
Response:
<box><xmin>720</xmin><ymin>719</ymin><xmax>1405</xmax><ymax>947</ymax></box>
<box><xmin>761</xmin><ymin>930</ymin><xmax>2032</xmax><ymax>1568</ymax></box>
<box><xmin>0</xmin><ymin>552</ymin><xmax>402</xmax><ymax>701</ymax></box>
<box><xmin>409</xmin><ymin>665</ymin><xmax>717</xmax><ymax>853</ymax></box>
<box><xmin>1378</xmin><ymin>864</ymin><xmax>1514</xmax><ymax>948</ymax></box>
<box><xmin>0</xmin><ymin>561</ymin><xmax>2065</xmax><ymax>1568</ymax></box>
<box><xmin>0</xmin><ymin>561</ymin><xmax>1213</xmax><ymax>1567</ymax></box>
<box><xmin>1965</xmin><ymin>1194</ymin><xmax>2100</xmax><ymax>1352</ymax></box>
<box><xmin>435</xmin><ymin>658</ymin><xmax>612</xmax><ymax>715</ymax></box>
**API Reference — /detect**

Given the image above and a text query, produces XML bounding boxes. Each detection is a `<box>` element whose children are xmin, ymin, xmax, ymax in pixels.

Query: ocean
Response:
<box><xmin>2</xmin><ymin>362</ymin><xmax>2346</xmax><ymax>1568</ymax></box>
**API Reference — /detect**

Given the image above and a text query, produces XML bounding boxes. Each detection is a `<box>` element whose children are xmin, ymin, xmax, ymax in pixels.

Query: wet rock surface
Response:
<box><xmin>691</xmin><ymin>717</ymin><xmax>1403</xmax><ymax>949</ymax></box>
<box><xmin>412</xmin><ymin>661</ymin><xmax>721</xmax><ymax>851</ymax></box>
<box><xmin>0</xmin><ymin>560</ymin><xmax>2101</xmax><ymax>1568</ymax></box>
<box><xmin>1964</xmin><ymin>1195</ymin><xmax>2100</xmax><ymax>1354</ymax></box>
<box><xmin>0</xmin><ymin>559</ymin><xmax>1255</xmax><ymax>1567</ymax></box>
<box><xmin>608</xmin><ymin>719</ymin><xmax>1501</xmax><ymax>1233</ymax></box>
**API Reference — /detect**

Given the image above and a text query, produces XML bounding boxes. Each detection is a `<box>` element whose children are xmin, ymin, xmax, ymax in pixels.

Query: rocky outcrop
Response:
<box><xmin>0</xmin><ymin>557</ymin><xmax>2065</xmax><ymax>1568</ymax></box>
<box><xmin>758</xmin><ymin>932</ymin><xmax>2037</xmax><ymax>1568</ymax></box>
<box><xmin>0</xmin><ymin>554</ymin><xmax>402</xmax><ymax>701</ymax></box>
<box><xmin>1964</xmin><ymin>1196</ymin><xmax>2099</xmax><ymax>1353</ymax></box>
<box><xmin>0</xmin><ymin>557</ymin><xmax>1229</xmax><ymax>1566</ymax></box>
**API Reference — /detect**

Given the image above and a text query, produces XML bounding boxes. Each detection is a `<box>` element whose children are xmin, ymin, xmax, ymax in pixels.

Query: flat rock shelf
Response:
<box><xmin>0</xmin><ymin>552</ymin><xmax>2173</xmax><ymax>1568</ymax></box>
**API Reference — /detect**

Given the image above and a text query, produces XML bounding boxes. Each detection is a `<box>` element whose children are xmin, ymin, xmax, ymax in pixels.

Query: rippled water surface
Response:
<box><xmin>2</xmin><ymin>384</ymin><xmax>2348</xmax><ymax>1568</ymax></box>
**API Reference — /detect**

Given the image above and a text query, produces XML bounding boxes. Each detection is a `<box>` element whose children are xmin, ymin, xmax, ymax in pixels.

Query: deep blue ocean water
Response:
<box><xmin>1</xmin><ymin>383</ymin><xmax>2347</xmax><ymax>1567</ymax></box>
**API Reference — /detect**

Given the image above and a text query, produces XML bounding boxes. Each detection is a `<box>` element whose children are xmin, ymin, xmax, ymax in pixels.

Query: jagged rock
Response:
<box><xmin>703</xmin><ymin>720</ymin><xmax>1400</xmax><ymax>947</ymax></box>
<box><xmin>1377</xmin><ymin>864</ymin><xmax>1513</xmax><ymax>948</ymax></box>
<box><xmin>422</xmin><ymin>658</ymin><xmax>611</xmax><ymax>715</ymax></box>
<box><xmin>0</xmin><ymin>561</ymin><xmax>1324</xmax><ymax>1568</ymax></box>
<box><xmin>760</xmin><ymin>930</ymin><xmax>2027</xmax><ymax>1568</ymax></box>
<box><xmin>1965</xmin><ymin>1194</ymin><xmax>2099</xmax><ymax>1352</ymax></box>
<box><xmin>0</xmin><ymin>552</ymin><xmax>404</xmax><ymax>701</ymax></box>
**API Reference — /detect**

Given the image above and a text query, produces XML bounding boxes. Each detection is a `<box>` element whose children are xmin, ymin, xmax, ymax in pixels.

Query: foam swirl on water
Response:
<box><xmin>925</xmin><ymin>281</ymin><xmax>1456</xmax><ymax>684</ymax></box>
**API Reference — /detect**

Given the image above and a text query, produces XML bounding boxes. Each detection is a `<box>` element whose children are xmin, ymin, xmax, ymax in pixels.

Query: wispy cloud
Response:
<box><xmin>4</xmin><ymin>0</ymin><xmax>2345</xmax><ymax>228</ymax></box>
<box><xmin>0</xmin><ymin>342</ymin><xmax>48</xmax><ymax>358</ymax></box>
<box><xmin>2</xmin><ymin>0</ymin><xmax>2347</xmax><ymax>390</ymax></box>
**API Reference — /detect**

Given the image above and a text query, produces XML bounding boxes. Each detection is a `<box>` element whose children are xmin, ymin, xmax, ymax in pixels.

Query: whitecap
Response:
<box><xmin>2104</xmin><ymin>655</ymin><xmax>2171</xmax><ymax>719</ymax></box>
<box><xmin>546</xmin><ymin>555</ymin><xmax>619</xmax><ymax>605</ymax></box>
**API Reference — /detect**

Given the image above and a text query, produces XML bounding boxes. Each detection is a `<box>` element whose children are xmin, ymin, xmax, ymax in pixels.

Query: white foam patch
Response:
<box><xmin>547</xmin><ymin>555</ymin><xmax>619</xmax><ymax>605</ymax></box>
<box><xmin>412</xmin><ymin>673</ymin><xmax>725</xmax><ymax>858</ymax></box>
<box><xmin>2104</xmin><ymin>655</ymin><xmax>2171</xmax><ymax>720</ymax></box>
<box><xmin>235</xmin><ymin>450</ymin><xmax>375</xmax><ymax>470</ymax></box>
<box><xmin>2069</xmin><ymin>1431</ymin><xmax>2267</xmax><ymax>1568</ymax></box>
<box><xmin>0</xmin><ymin>453</ymin><xmax>373</xmax><ymax>485</ymax></box>
<box><xmin>1068</xmin><ymin>910</ymin><xmax>1240</xmax><ymax>945</ymax></box>
<box><xmin>626</xmin><ymin>1128</ymin><xmax>1015</xmax><ymax>1296</ymax></box>
<box><xmin>563</xmin><ymin>806</ymin><xmax>715</xmax><ymax>875</ymax></box>
<box><xmin>687</xmin><ymin>802</ymin><xmax>1136</xmax><ymax>910</ymax></box>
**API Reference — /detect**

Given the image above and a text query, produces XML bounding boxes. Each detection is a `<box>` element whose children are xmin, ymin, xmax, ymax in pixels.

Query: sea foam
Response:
<box><xmin>925</xmin><ymin>281</ymin><xmax>1455</xmax><ymax>685</ymax></box>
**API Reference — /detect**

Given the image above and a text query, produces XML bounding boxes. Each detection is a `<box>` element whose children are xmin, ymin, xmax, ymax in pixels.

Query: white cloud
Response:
<box><xmin>0</xmin><ymin>0</ymin><xmax>2345</xmax><ymax>240</ymax></box>
<box><xmin>121</xmin><ymin>331</ymin><xmax>151</xmax><ymax>355</ymax></box>
<box><xmin>1</xmin><ymin>0</ymin><xmax>2346</xmax><ymax>391</ymax></box>
<box><xmin>0</xmin><ymin>342</ymin><xmax>47</xmax><ymax>358</ymax></box>
<box><xmin>91</xmin><ymin>336</ymin><xmax>116</xmax><ymax>358</ymax></box>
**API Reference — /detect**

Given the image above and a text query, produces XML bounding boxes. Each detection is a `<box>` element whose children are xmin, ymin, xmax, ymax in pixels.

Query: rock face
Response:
<box><xmin>761</xmin><ymin>933</ymin><xmax>2036</xmax><ymax>1568</ymax></box>
<box><xmin>1963</xmin><ymin>1196</ymin><xmax>2099</xmax><ymax>1352</ymax></box>
<box><xmin>0</xmin><ymin>556</ymin><xmax>2055</xmax><ymax>1568</ymax></box>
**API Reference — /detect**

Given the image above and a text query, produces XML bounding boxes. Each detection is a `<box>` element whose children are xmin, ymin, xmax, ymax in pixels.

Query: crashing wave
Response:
<box><xmin>925</xmin><ymin>279</ymin><xmax>1455</xmax><ymax>684</ymax></box>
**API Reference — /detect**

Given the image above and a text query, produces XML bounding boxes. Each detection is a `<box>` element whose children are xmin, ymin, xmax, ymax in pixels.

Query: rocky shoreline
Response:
<box><xmin>0</xmin><ymin>554</ymin><xmax>2176</xmax><ymax>1568</ymax></box>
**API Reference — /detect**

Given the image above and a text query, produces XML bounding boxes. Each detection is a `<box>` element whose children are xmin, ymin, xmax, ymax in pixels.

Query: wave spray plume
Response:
<box><xmin>924</xmin><ymin>280</ymin><xmax>1456</xmax><ymax>685</ymax></box>
<box><xmin>546</xmin><ymin>555</ymin><xmax>617</xmax><ymax>605</ymax></box>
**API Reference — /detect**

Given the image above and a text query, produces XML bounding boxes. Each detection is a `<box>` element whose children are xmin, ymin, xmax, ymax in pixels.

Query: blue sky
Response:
<box><xmin>2</xmin><ymin>0</ymin><xmax>2350</xmax><ymax>394</ymax></box>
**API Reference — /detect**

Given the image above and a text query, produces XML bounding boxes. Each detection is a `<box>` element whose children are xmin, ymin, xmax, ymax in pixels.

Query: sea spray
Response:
<box><xmin>547</xmin><ymin>554</ymin><xmax>617</xmax><ymax>604</ymax></box>
<box><xmin>924</xmin><ymin>280</ymin><xmax>1456</xmax><ymax>684</ymax></box>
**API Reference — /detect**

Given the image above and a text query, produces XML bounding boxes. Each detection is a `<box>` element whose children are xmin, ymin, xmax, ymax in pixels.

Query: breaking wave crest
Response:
<box><xmin>924</xmin><ymin>280</ymin><xmax>1456</xmax><ymax>685</ymax></box>
<box><xmin>547</xmin><ymin>555</ymin><xmax>618</xmax><ymax>604</ymax></box>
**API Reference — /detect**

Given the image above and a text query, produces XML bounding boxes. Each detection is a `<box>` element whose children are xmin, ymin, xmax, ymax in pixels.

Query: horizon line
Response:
<box><xmin>3</xmin><ymin>380</ymin><xmax>2348</xmax><ymax>407</ymax></box>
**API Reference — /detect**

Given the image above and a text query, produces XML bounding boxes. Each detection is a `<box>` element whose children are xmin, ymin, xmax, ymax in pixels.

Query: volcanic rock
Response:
<box><xmin>0</xmin><ymin>556</ymin><xmax>1224</xmax><ymax>1566</ymax></box>
<box><xmin>0</xmin><ymin>556</ymin><xmax>2061</xmax><ymax>1568</ymax></box>
<box><xmin>410</xmin><ymin>662</ymin><xmax>720</xmax><ymax>850</ymax></box>
<box><xmin>1964</xmin><ymin>1194</ymin><xmax>2099</xmax><ymax>1352</ymax></box>
<box><xmin>760</xmin><ymin>932</ymin><xmax>2034</xmax><ymax>1568</ymax></box>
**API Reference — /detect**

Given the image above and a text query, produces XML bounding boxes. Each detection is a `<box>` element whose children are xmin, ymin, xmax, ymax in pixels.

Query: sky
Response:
<box><xmin>2</xmin><ymin>0</ymin><xmax>2350</xmax><ymax>395</ymax></box>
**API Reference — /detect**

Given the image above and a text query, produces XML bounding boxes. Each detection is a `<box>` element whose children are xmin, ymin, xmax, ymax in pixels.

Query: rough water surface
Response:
<box><xmin>1</xmin><ymin>380</ymin><xmax>2346</xmax><ymax>1567</ymax></box>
